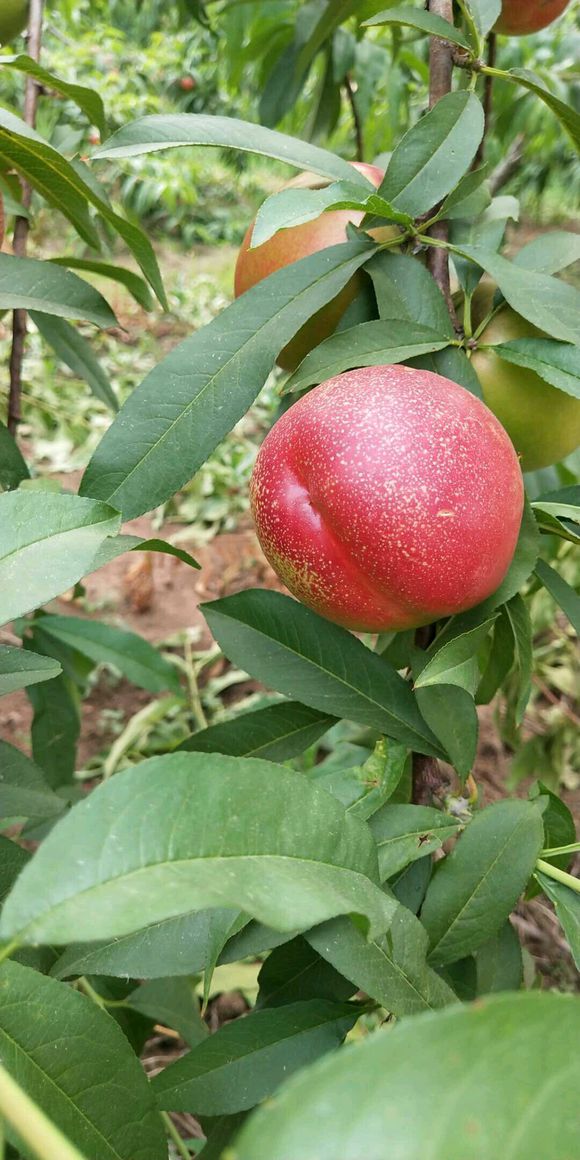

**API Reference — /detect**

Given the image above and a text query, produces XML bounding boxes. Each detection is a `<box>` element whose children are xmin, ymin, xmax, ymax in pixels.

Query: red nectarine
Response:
<box><xmin>495</xmin><ymin>0</ymin><xmax>569</xmax><ymax>35</ymax></box>
<box><xmin>234</xmin><ymin>162</ymin><xmax>387</xmax><ymax>371</ymax></box>
<box><xmin>250</xmin><ymin>365</ymin><xmax>524</xmax><ymax>632</ymax></box>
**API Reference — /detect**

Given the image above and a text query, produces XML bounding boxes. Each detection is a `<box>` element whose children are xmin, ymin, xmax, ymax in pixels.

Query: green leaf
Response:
<box><xmin>231</xmin><ymin>992</ymin><xmax>580</xmax><ymax>1160</ymax></box>
<box><xmin>475</xmin><ymin>920</ymin><xmax>523</xmax><ymax>994</ymax></box>
<box><xmin>421</xmin><ymin>800</ymin><xmax>544</xmax><ymax>967</ymax></box>
<box><xmin>500</xmin><ymin>68</ymin><xmax>580</xmax><ymax>153</ymax></box>
<box><xmin>306</xmin><ymin>907</ymin><xmax>456</xmax><ymax>1017</ymax></box>
<box><xmin>514</xmin><ymin>230</ymin><xmax>580</xmax><ymax>275</ymax></box>
<box><xmin>27</xmin><ymin>669</ymin><xmax>80</xmax><ymax>789</ymax></box>
<box><xmin>367</xmin><ymin>251</ymin><xmax>455</xmax><ymax>335</ymax></box>
<box><xmin>468</xmin><ymin>0</ymin><xmax>501</xmax><ymax>36</ymax></box>
<box><xmin>390</xmin><ymin>855</ymin><xmax>432</xmax><ymax>913</ymax></box>
<box><xmin>456</xmin><ymin>245</ymin><xmax>580</xmax><ymax>344</ymax></box>
<box><xmin>476</xmin><ymin>608</ymin><xmax>516</xmax><ymax>703</ymax></box>
<box><xmin>80</xmin><ymin>239</ymin><xmax>377</xmax><ymax>520</ymax></box>
<box><xmin>504</xmin><ymin>594</ymin><xmax>532</xmax><ymax>723</ymax></box>
<box><xmin>490</xmin><ymin>339</ymin><xmax>580</xmax><ymax>402</ymax></box>
<box><xmin>530</xmin><ymin>781</ymin><xmax>576</xmax><ymax>876</ymax></box>
<box><xmin>416</xmin><ymin>684</ymin><xmax>478</xmax><ymax>779</ymax></box>
<box><xmin>37</xmin><ymin>615</ymin><xmax>181</xmax><ymax>695</ymax></box>
<box><xmin>405</xmin><ymin>345</ymin><xmax>484</xmax><ymax>399</ymax></box>
<box><xmin>127</xmin><ymin>977</ymin><xmax>207</xmax><ymax>1046</ymax></box>
<box><xmin>93</xmin><ymin>113</ymin><xmax>371</xmax><ymax>184</ymax></box>
<box><xmin>0</xmin><ymin>837</ymin><xmax>29</xmax><ymax>903</ymax></box>
<box><xmin>379</xmin><ymin>92</ymin><xmax>484</xmax><ymax>216</ymax></box>
<box><xmin>0</xmin><ymin>740</ymin><xmax>64</xmax><ymax>820</ymax></box>
<box><xmin>0</xmin><ymin>960</ymin><xmax>166</xmax><ymax>1160</ymax></box>
<box><xmin>416</xmin><ymin>618</ymin><xmax>496</xmax><ymax>689</ymax></box>
<box><xmin>0</xmin><ymin>108</ymin><xmax>99</xmax><ymax>248</ymax></box>
<box><xmin>202</xmin><ymin>590</ymin><xmax>444</xmax><ymax>759</ymax></box>
<box><xmin>50</xmin><ymin>257</ymin><xmax>154</xmax><ymax>311</ymax></box>
<box><xmin>0</xmin><ymin>254</ymin><xmax>116</xmax><ymax>327</ymax></box>
<box><xmin>179</xmin><ymin>701</ymin><xmax>335</xmax><ymax>761</ymax></box>
<box><xmin>0</xmin><ymin>752</ymin><xmax>393</xmax><ymax>947</ymax></box>
<box><xmin>51</xmin><ymin>908</ymin><xmax>240</xmax><ymax>981</ymax></box>
<box><xmin>0</xmin><ymin>421</ymin><xmax>29</xmax><ymax>490</ymax></box>
<box><xmin>311</xmin><ymin>740</ymin><xmax>408</xmax><ymax>819</ymax></box>
<box><xmin>0</xmin><ymin>108</ymin><xmax>166</xmax><ymax>306</ymax></box>
<box><xmin>154</xmin><ymin>1000</ymin><xmax>360</xmax><ymax>1115</ymax></box>
<box><xmin>363</xmin><ymin>6</ymin><xmax>471</xmax><ymax>49</ymax></box>
<box><xmin>436</xmin><ymin>165</ymin><xmax>491</xmax><ymax>221</ymax></box>
<box><xmin>535</xmin><ymin>559</ymin><xmax>580</xmax><ymax>634</ymax></box>
<box><xmin>283</xmin><ymin>319</ymin><xmax>450</xmax><ymax>393</ymax></box>
<box><xmin>0</xmin><ymin>54</ymin><xmax>107</xmax><ymax>135</ymax></box>
<box><xmin>0</xmin><ymin>644</ymin><xmax>61</xmax><ymax>697</ymax></box>
<box><xmin>89</xmin><ymin>534</ymin><xmax>200</xmax><ymax>572</ymax></box>
<box><xmin>0</xmin><ymin>492</ymin><xmax>121</xmax><ymax>626</ymax></box>
<box><xmin>252</xmin><ymin>182</ymin><xmax>410</xmax><ymax>249</ymax></box>
<box><xmin>451</xmin><ymin>197</ymin><xmax>519</xmax><ymax>296</ymax></box>
<box><xmin>256</xmin><ymin>936</ymin><xmax>355</xmax><ymax>1008</ymax></box>
<box><xmin>369</xmin><ymin>804</ymin><xmax>461</xmax><ymax>880</ymax></box>
<box><xmin>535</xmin><ymin>874</ymin><xmax>580</xmax><ymax>970</ymax></box>
<box><xmin>31</xmin><ymin>313</ymin><xmax>119</xmax><ymax>412</ymax></box>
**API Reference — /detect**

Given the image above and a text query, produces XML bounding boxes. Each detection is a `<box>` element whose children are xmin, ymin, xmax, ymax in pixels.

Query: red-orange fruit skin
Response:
<box><xmin>250</xmin><ymin>366</ymin><xmax>524</xmax><ymax>633</ymax></box>
<box><xmin>495</xmin><ymin>0</ymin><xmax>569</xmax><ymax>34</ymax></box>
<box><xmin>234</xmin><ymin>162</ymin><xmax>386</xmax><ymax>372</ymax></box>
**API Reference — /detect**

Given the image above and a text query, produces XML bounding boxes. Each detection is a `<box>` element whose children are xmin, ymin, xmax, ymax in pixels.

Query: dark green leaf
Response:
<box><xmin>475</xmin><ymin>920</ymin><xmax>523</xmax><ymax>994</ymax></box>
<box><xmin>202</xmin><ymin>590</ymin><xmax>444</xmax><ymax>758</ymax></box>
<box><xmin>369</xmin><ymin>804</ymin><xmax>461</xmax><ymax>880</ymax></box>
<box><xmin>0</xmin><ymin>254</ymin><xmax>116</xmax><ymax>327</ymax></box>
<box><xmin>0</xmin><ymin>752</ymin><xmax>392</xmax><ymax>947</ymax></box>
<box><xmin>416</xmin><ymin>684</ymin><xmax>478</xmax><ymax>779</ymax></box>
<box><xmin>363</xmin><ymin>6</ymin><xmax>471</xmax><ymax>49</ymax></box>
<box><xmin>406</xmin><ymin>345</ymin><xmax>484</xmax><ymax>399</ymax></box>
<box><xmin>0</xmin><ymin>492</ymin><xmax>121</xmax><ymax>626</ymax></box>
<box><xmin>436</xmin><ymin>165</ymin><xmax>491</xmax><ymax>221</ymax></box>
<box><xmin>80</xmin><ymin>240</ymin><xmax>377</xmax><ymax>520</ymax></box>
<box><xmin>379</xmin><ymin>92</ymin><xmax>484</xmax><ymax>216</ymax></box>
<box><xmin>89</xmin><ymin>535</ymin><xmax>200</xmax><ymax>572</ymax></box>
<box><xmin>230</xmin><ymin>992</ymin><xmax>580</xmax><ymax>1160</ymax></box>
<box><xmin>416</xmin><ymin>618</ymin><xmax>496</xmax><ymax>690</ymax></box>
<box><xmin>0</xmin><ymin>740</ymin><xmax>64</xmax><ymax>820</ymax></box>
<box><xmin>127</xmin><ymin>977</ymin><xmax>207</xmax><ymax>1046</ymax></box>
<box><xmin>93</xmin><ymin>113</ymin><xmax>370</xmax><ymax>184</ymax></box>
<box><xmin>256</xmin><ymin>937</ymin><xmax>354</xmax><ymax>1008</ymax></box>
<box><xmin>0</xmin><ymin>960</ymin><xmax>166</xmax><ymax>1160</ymax></box>
<box><xmin>154</xmin><ymin>1000</ymin><xmax>360</xmax><ymax>1115</ymax></box>
<box><xmin>421</xmin><ymin>800</ymin><xmax>544</xmax><ymax>966</ymax></box>
<box><xmin>50</xmin><ymin>257</ymin><xmax>154</xmax><ymax>311</ymax></box>
<box><xmin>284</xmin><ymin>319</ymin><xmax>450</xmax><ymax>393</ymax></box>
<box><xmin>367</xmin><ymin>250</ymin><xmax>455</xmax><ymax>335</ymax></box>
<box><xmin>0</xmin><ymin>645</ymin><xmax>61</xmax><ymax>697</ymax></box>
<box><xmin>179</xmin><ymin>701</ymin><xmax>335</xmax><ymax>761</ymax></box>
<box><xmin>306</xmin><ymin>907</ymin><xmax>456</xmax><ymax>1016</ymax></box>
<box><xmin>27</xmin><ymin>670</ymin><xmax>80</xmax><ymax>789</ymax></box>
<box><xmin>535</xmin><ymin>559</ymin><xmax>580</xmax><ymax>634</ymax></box>
<box><xmin>390</xmin><ymin>855</ymin><xmax>432</xmax><ymax>913</ymax></box>
<box><xmin>31</xmin><ymin>313</ymin><xmax>119</xmax><ymax>412</ymax></box>
<box><xmin>252</xmin><ymin>182</ymin><xmax>409</xmax><ymax>248</ymax></box>
<box><xmin>476</xmin><ymin>608</ymin><xmax>515</xmax><ymax>703</ymax></box>
<box><xmin>51</xmin><ymin>909</ymin><xmax>240</xmax><ymax>981</ymax></box>
<box><xmin>37</xmin><ymin>615</ymin><xmax>181</xmax><ymax>695</ymax></box>
<box><xmin>0</xmin><ymin>422</ymin><xmax>29</xmax><ymax>491</ymax></box>
<box><xmin>500</xmin><ymin>68</ymin><xmax>580</xmax><ymax>153</ymax></box>
<box><xmin>468</xmin><ymin>0</ymin><xmax>501</xmax><ymax>36</ymax></box>
<box><xmin>535</xmin><ymin>874</ymin><xmax>580</xmax><ymax>970</ymax></box>
<box><xmin>529</xmin><ymin>781</ymin><xmax>576</xmax><ymax>876</ymax></box>
<box><xmin>504</xmin><ymin>594</ymin><xmax>532</xmax><ymax>723</ymax></box>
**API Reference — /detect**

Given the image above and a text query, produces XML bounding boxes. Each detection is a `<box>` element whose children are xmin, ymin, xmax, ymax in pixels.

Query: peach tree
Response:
<box><xmin>0</xmin><ymin>1</ymin><xmax>579</xmax><ymax>1158</ymax></box>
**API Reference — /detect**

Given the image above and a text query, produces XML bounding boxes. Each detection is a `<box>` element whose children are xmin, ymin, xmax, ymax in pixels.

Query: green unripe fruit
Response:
<box><xmin>0</xmin><ymin>0</ymin><xmax>29</xmax><ymax>43</ymax></box>
<box><xmin>471</xmin><ymin>290</ymin><xmax>580</xmax><ymax>473</ymax></box>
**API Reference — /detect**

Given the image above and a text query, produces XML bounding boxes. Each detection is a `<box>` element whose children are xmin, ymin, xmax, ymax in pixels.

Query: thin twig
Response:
<box><xmin>344</xmin><ymin>73</ymin><xmax>363</xmax><ymax>162</ymax></box>
<box><xmin>425</xmin><ymin>0</ymin><xmax>460</xmax><ymax>330</ymax></box>
<box><xmin>488</xmin><ymin>132</ymin><xmax>525</xmax><ymax>194</ymax></box>
<box><xmin>7</xmin><ymin>0</ymin><xmax>44</xmax><ymax>436</ymax></box>
<box><xmin>473</xmin><ymin>32</ymin><xmax>495</xmax><ymax>168</ymax></box>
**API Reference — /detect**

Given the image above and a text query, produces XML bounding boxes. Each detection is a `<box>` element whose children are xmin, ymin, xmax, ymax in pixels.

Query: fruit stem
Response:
<box><xmin>536</xmin><ymin>859</ymin><xmax>580</xmax><ymax>894</ymax></box>
<box><xmin>425</xmin><ymin>0</ymin><xmax>460</xmax><ymax>332</ymax></box>
<box><xmin>8</xmin><ymin>0</ymin><xmax>45</xmax><ymax>436</ymax></box>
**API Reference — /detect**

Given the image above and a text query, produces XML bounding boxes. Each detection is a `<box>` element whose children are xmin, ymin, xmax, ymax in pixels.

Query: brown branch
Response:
<box><xmin>426</xmin><ymin>0</ymin><xmax>460</xmax><ymax>330</ymax></box>
<box><xmin>7</xmin><ymin>0</ymin><xmax>44</xmax><ymax>436</ymax></box>
<box><xmin>489</xmin><ymin>132</ymin><xmax>525</xmax><ymax>194</ymax></box>
<box><xmin>473</xmin><ymin>33</ymin><xmax>496</xmax><ymax>169</ymax></box>
<box><xmin>344</xmin><ymin>73</ymin><xmax>364</xmax><ymax>162</ymax></box>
